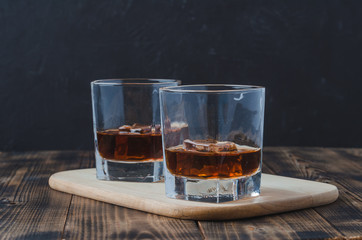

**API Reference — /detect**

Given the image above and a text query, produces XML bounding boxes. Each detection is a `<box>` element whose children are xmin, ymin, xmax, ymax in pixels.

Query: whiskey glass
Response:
<box><xmin>160</xmin><ymin>85</ymin><xmax>265</xmax><ymax>202</ymax></box>
<box><xmin>91</xmin><ymin>79</ymin><xmax>180</xmax><ymax>182</ymax></box>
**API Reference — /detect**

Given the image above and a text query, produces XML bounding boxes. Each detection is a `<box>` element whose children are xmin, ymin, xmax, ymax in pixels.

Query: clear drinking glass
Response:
<box><xmin>160</xmin><ymin>85</ymin><xmax>265</xmax><ymax>202</ymax></box>
<box><xmin>91</xmin><ymin>79</ymin><xmax>180</xmax><ymax>182</ymax></box>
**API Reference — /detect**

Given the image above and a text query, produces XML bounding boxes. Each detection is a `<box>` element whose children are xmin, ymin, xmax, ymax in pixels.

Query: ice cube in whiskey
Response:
<box><xmin>97</xmin><ymin>124</ymin><xmax>163</xmax><ymax>162</ymax></box>
<box><xmin>165</xmin><ymin>139</ymin><xmax>261</xmax><ymax>179</ymax></box>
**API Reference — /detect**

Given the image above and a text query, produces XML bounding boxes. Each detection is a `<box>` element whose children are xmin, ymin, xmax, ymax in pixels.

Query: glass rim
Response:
<box><xmin>160</xmin><ymin>84</ymin><xmax>265</xmax><ymax>93</ymax></box>
<box><xmin>91</xmin><ymin>78</ymin><xmax>181</xmax><ymax>86</ymax></box>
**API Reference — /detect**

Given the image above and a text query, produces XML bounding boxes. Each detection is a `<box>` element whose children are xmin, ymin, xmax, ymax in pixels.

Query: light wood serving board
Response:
<box><xmin>49</xmin><ymin>168</ymin><xmax>338</xmax><ymax>220</ymax></box>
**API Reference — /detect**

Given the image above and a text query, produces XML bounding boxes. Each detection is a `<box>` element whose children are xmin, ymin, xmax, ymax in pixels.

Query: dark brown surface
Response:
<box><xmin>0</xmin><ymin>147</ymin><xmax>361</xmax><ymax>240</ymax></box>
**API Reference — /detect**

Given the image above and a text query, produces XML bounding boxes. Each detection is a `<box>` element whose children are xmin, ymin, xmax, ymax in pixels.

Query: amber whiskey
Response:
<box><xmin>165</xmin><ymin>140</ymin><xmax>261</xmax><ymax>179</ymax></box>
<box><xmin>97</xmin><ymin>124</ymin><xmax>162</xmax><ymax>162</ymax></box>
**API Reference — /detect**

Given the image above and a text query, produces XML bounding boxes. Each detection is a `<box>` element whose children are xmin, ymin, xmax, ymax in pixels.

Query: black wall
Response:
<box><xmin>1</xmin><ymin>0</ymin><xmax>361</xmax><ymax>151</ymax></box>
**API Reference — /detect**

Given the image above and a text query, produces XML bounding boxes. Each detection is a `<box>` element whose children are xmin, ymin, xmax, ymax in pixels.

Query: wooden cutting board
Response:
<box><xmin>48</xmin><ymin>168</ymin><xmax>338</xmax><ymax>220</ymax></box>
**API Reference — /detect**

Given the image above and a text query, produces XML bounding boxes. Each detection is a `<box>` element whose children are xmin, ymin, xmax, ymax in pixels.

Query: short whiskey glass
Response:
<box><xmin>160</xmin><ymin>85</ymin><xmax>265</xmax><ymax>202</ymax></box>
<box><xmin>91</xmin><ymin>79</ymin><xmax>180</xmax><ymax>182</ymax></box>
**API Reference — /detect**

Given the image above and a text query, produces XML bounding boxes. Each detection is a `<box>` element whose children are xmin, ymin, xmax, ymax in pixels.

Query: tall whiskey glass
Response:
<box><xmin>160</xmin><ymin>85</ymin><xmax>265</xmax><ymax>202</ymax></box>
<box><xmin>91</xmin><ymin>79</ymin><xmax>180</xmax><ymax>182</ymax></box>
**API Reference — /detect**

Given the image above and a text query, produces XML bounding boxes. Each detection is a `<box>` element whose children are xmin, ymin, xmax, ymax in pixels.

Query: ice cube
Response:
<box><xmin>119</xmin><ymin>124</ymin><xmax>161</xmax><ymax>134</ymax></box>
<box><xmin>183</xmin><ymin>139</ymin><xmax>237</xmax><ymax>152</ymax></box>
<box><xmin>118</xmin><ymin>125</ymin><xmax>132</xmax><ymax>132</ymax></box>
<box><xmin>130</xmin><ymin>123</ymin><xmax>152</xmax><ymax>133</ymax></box>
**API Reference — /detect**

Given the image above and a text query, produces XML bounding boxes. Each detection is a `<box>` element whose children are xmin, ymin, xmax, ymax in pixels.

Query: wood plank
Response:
<box><xmin>0</xmin><ymin>151</ymin><xmax>85</xmax><ymax>240</ymax></box>
<box><xmin>198</xmin><ymin>147</ymin><xmax>346</xmax><ymax>240</ymax></box>
<box><xmin>63</xmin><ymin>151</ymin><xmax>203</xmax><ymax>239</ymax></box>
<box><xmin>63</xmin><ymin>196</ymin><xmax>203</xmax><ymax>240</ymax></box>
<box><xmin>0</xmin><ymin>148</ymin><xmax>360</xmax><ymax>239</ymax></box>
<box><xmin>198</xmin><ymin>210</ymin><xmax>344</xmax><ymax>240</ymax></box>
<box><xmin>327</xmin><ymin>148</ymin><xmax>362</xmax><ymax>200</ymax></box>
<box><xmin>49</xmin><ymin>169</ymin><xmax>338</xmax><ymax>220</ymax></box>
<box><xmin>277</xmin><ymin>147</ymin><xmax>362</xmax><ymax>237</ymax></box>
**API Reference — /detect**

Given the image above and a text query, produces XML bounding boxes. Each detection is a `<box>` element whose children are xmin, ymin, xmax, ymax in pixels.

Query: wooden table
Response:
<box><xmin>0</xmin><ymin>147</ymin><xmax>361</xmax><ymax>239</ymax></box>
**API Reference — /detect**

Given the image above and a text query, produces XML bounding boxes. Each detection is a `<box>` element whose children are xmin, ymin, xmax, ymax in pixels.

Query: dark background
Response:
<box><xmin>1</xmin><ymin>0</ymin><xmax>361</xmax><ymax>151</ymax></box>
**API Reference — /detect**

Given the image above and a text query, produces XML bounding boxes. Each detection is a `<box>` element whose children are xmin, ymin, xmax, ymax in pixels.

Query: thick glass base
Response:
<box><xmin>164</xmin><ymin>169</ymin><xmax>261</xmax><ymax>203</ymax></box>
<box><xmin>95</xmin><ymin>152</ymin><xmax>163</xmax><ymax>182</ymax></box>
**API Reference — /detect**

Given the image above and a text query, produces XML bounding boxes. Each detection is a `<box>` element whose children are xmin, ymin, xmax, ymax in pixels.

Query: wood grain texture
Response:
<box><xmin>197</xmin><ymin>147</ymin><xmax>362</xmax><ymax>240</ymax></box>
<box><xmin>1</xmin><ymin>148</ymin><xmax>361</xmax><ymax>240</ymax></box>
<box><xmin>63</xmin><ymin>196</ymin><xmax>203</xmax><ymax>240</ymax></box>
<box><xmin>62</xmin><ymin>151</ymin><xmax>203</xmax><ymax>240</ymax></box>
<box><xmin>0</xmin><ymin>151</ymin><xmax>88</xmax><ymax>240</ymax></box>
<box><xmin>264</xmin><ymin>147</ymin><xmax>362</xmax><ymax>238</ymax></box>
<box><xmin>198</xmin><ymin>210</ymin><xmax>343</xmax><ymax>240</ymax></box>
<box><xmin>49</xmin><ymin>169</ymin><xmax>338</xmax><ymax>221</ymax></box>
